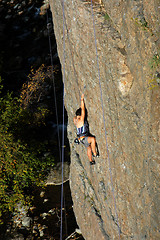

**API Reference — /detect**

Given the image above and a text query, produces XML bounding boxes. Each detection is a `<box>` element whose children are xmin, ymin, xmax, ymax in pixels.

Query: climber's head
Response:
<box><xmin>76</xmin><ymin>108</ymin><xmax>82</xmax><ymax>116</ymax></box>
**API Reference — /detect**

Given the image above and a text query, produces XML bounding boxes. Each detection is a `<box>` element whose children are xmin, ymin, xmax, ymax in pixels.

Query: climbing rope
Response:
<box><xmin>46</xmin><ymin>7</ymin><xmax>67</xmax><ymax>240</ymax></box>
<box><xmin>60</xmin><ymin>0</ymin><xmax>66</xmax><ymax>239</ymax></box>
<box><xmin>46</xmin><ymin>10</ymin><xmax>61</xmax><ymax>161</ymax></box>
<box><xmin>90</xmin><ymin>0</ymin><xmax>121</xmax><ymax>238</ymax></box>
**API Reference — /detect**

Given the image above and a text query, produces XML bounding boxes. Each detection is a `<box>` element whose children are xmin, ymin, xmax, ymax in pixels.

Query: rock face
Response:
<box><xmin>49</xmin><ymin>0</ymin><xmax>160</xmax><ymax>239</ymax></box>
<box><xmin>46</xmin><ymin>162</ymin><xmax>70</xmax><ymax>185</ymax></box>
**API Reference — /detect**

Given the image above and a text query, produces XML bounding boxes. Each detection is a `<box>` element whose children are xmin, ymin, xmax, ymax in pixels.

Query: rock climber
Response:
<box><xmin>73</xmin><ymin>94</ymin><xmax>99</xmax><ymax>165</ymax></box>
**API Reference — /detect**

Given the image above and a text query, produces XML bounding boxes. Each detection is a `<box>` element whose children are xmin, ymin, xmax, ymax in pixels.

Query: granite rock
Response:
<box><xmin>50</xmin><ymin>0</ymin><xmax>160</xmax><ymax>239</ymax></box>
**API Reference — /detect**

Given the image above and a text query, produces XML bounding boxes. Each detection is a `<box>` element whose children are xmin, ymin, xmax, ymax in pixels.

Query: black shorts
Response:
<box><xmin>81</xmin><ymin>137</ymin><xmax>90</xmax><ymax>147</ymax></box>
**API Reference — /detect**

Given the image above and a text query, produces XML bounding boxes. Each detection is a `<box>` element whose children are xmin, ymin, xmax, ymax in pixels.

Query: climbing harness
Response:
<box><xmin>76</xmin><ymin>121</ymin><xmax>89</xmax><ymax>137</ymax></box>
<box><xmin>74</xmin><ymin>119</ymin><xmax>89</xmax><ymax>146</ymax></box>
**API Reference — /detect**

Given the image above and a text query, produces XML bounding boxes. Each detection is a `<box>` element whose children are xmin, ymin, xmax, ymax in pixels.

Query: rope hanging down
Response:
<box><xmin>46</xmin><ymin>10</ymin><xmax>61</xmax><ymax>162</ymax></box>
<box><xmin>46</xmin><ymin>8</ymin><xmax>67</xmax><ymax>239</ymax></box>
<box><xmin>90</xmin><ymin>0</ymin><xmax>121</xmax><ymax>238</ymax></box>
<box><xmin>60</xmin><ymin>0</ymin><xmax>66</xmax><ymax>239</ymax></box>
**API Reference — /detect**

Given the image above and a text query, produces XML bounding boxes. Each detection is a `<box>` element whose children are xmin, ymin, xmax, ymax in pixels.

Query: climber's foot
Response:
<box><xmin>90</xmin><ymin>160</ymin><xmax>96</xmax><ymax>165</ymax></box>
<box><xmin>92</xmin><ymin>152</ymin><xmax>99</xmax><ymax>158</ymax></box>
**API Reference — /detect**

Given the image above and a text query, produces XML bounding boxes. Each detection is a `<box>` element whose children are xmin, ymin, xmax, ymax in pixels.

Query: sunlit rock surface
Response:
<box><xmin>49</xmin><ymin>0</ymin><xmax>160</xmax><ymax>239</ymax></box>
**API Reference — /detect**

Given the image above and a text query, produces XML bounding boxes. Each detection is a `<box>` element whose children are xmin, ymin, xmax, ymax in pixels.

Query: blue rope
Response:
<box><xmin>90</xmin><ymin>1</ymin><xmax>121</xmax><ymax>238</ymax></box>
<box><xmin>46</xmin><ymin>10</ymin><xmax>61</xmax><ymax>162</ymax></box>
<box><xmin>60</xmin><ymin>1</ymin><xmax>66</xmax><ymax>239</ymax></box>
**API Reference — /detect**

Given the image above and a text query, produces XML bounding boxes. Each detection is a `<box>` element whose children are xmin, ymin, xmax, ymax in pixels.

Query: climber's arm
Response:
<box><xmin>80</xmin><ymin>94</ymin><xmax>85</xmax><ymax>121</ymax></box>
<box><xmin>73</xmin><ymin>116</ymin><xmax>77</xmax><ymax>126</ymax></box>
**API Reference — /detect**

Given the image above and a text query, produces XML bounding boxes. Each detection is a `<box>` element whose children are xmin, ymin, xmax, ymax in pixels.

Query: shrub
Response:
<box><xmin>0</xmin><ymin>78</ymin><xmax>54</xmax><ymax>224</ymax></box>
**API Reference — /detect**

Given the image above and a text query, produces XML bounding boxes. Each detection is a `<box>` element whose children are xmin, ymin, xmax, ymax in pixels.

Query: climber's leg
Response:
<box><xmin>87</xmin><ymin>136</ymin><xmax>97</xmax><ymax>156</ymax></box>
<box><xmin>87</xmin><ymin>145</ymin><xmax>93</xmax><ymax>162</ymax></box>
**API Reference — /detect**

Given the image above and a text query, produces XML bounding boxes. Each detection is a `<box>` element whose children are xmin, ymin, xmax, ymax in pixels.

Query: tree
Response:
<box><xmin>0</xmin><ymin>77</ymin><xmax>54</xmax><ymax>224</ymax></box>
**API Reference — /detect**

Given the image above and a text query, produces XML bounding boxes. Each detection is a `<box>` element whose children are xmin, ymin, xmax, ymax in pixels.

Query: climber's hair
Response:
<box><xmin>76</xmin><ymin>108</ymin><xmax>81</xmax><ymax>116</ymax></box>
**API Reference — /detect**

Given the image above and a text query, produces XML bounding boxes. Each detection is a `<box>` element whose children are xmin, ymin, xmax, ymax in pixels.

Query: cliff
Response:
<box><xmin>49</xmin><ymin>0</ymin><xmax>160</xmax><ymax>239</ymax></box>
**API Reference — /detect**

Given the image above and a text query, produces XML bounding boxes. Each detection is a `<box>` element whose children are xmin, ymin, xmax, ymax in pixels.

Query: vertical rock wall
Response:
<box><xmin>49</xmin><ymin>0</ymin><xmax>160</xmax><ymax>239</ymax></box>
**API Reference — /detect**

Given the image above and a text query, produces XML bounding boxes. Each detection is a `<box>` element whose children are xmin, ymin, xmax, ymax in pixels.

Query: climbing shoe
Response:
<box><xmin>90</xmin><ymin>160</ymin><xmax>96</xmax><ymax>165</ymax></box>
<box><xmin>92</xmin><ymin>153</ymin><xmax>99</xmax><ymax>158</ymax></box>
<box><xmin>74</xmin><ymin>138</ymin><xmax>80</xmax><ymax>144</ymax></box>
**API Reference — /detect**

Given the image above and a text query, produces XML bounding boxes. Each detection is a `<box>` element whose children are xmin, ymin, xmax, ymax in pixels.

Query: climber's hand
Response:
<box><xmin>81</xmin><ymin>94</ymin><xmax>84</xmax><ymax>100</ymax></box>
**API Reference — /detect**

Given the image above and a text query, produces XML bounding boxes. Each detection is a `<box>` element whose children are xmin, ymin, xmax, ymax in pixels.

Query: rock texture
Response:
<box><xmin>49</xmin><ymin>0</ymin><xmax>160</xmax><ymax>239</ymax></box>
<box><xmin>46</xmin><ymin>162</ymin><xmax>70</xmax><ymax>185</ymax></box>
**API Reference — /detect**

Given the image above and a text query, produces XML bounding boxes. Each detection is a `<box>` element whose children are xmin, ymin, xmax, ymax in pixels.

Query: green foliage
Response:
<box><xmin>148</xmin><ymin>77</ymin><xmax>160</xmax><ymax>89</ymax></box>
<box><xmin>0</xmin><ymin>53</ymin><xmax>3</xmax><ymax>73</ymax></box>
<box><xmin>104</xmin><ymin>13</ymin><xmax>110</xmax><ymax>21</ymax></box>
<box><xmin>148</xmin><ymin>53</ymin><xmax>160</xmax><ymax>89</ymax></box>
<box><xmin>149</xmin><ymin>53</ymin><xmax>160</xmax><ymax>69</ymax></box>
<box><xmin>139</xmin><ymin>18</ymin><xmax>148</xmax><ymax>28</ymax></box>
<box><xmin>0</xmin><ymin>77</ymin><xmax>54</xmax><ymax>224</ymax></box>
<box><xmin>19</xmin><ymin>64</ymin><xmax>56</xmax><ymax>126</ymax></box>
<box><xmin>132</xmin><ymin>17</ymin><xmax>153</xmax><ymax>35</ymax></box>
<box><xmin>20</xmin><ymin>64</ymin><xmax>53</xmax><ymax>107</ymax></box>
